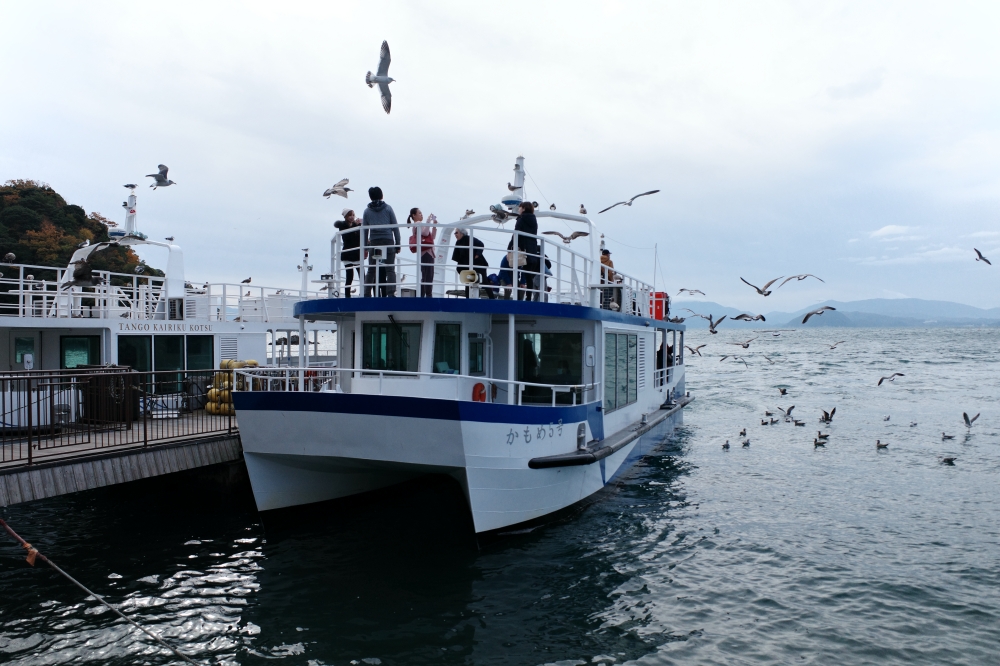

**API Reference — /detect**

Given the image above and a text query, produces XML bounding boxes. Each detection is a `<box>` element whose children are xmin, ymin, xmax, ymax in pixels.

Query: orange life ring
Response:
<box><xmin>472</xmin><ymin>382</ymin><xmax>487</xmax><ymax>402</ymax></box>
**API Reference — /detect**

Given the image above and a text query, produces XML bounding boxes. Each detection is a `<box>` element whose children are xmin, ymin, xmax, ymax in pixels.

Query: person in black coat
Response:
<box><xmin>513</xmin><ymin>202</ymin><xmax>541</xmax><ymax>300</ymax></box>
<box><xmin>334</xmin><ymin>209</ymin><xmax>362</xmax><ymax>297</ymax></box>
<box><xmin>451</xmin><ymin>229</ymin><xmax>495</xmax><ymax>298</ymax></box>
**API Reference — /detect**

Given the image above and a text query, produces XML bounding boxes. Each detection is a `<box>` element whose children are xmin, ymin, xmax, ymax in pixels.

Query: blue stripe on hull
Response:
<box><xmin>233</xmin><ymin>391</ymin><xmax>605</xmax><ymax>440</ymax></box>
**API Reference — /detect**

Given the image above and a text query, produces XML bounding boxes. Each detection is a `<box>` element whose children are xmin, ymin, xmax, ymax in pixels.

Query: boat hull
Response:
<box><xmin>234</xmin><ymin>391</ymin><xmax>683</xmax><ymax>532</ymax></box>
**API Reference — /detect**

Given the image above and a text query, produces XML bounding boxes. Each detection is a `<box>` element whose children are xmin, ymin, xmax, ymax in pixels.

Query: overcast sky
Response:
<box><xmin>3</xmin><ymin>1</ymin><xmax>1000</xmax><ymax>309</ymax></box>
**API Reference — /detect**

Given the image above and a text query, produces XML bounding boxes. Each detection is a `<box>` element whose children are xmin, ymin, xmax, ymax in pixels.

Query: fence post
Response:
<box><xmin>142</xmin><ymin>375</ymin><xmax>148</xmax><ymax>448</ymax></box>
<box><xmin>26</xmin><ymin>379</ymin><xmax>32</xmax><ymax>465</ymax></box>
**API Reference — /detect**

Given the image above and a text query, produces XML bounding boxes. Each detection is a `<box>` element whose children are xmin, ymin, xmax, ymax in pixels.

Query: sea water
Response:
<box><xmin>1</xmin><ymin>328</ymin><xmax>999</xmax><ymax>665</ymax></box>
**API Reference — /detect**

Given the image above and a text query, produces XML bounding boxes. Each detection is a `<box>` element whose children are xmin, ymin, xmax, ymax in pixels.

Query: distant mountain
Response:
<box><xmin>675</xmin><ymin>298</ymin><xmax>1000</xmax><ymax>329</ymax></box>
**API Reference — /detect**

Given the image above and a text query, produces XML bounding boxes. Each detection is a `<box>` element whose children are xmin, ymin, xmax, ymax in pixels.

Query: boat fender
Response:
<box><xmin>472</xmin><ymin>382</ymin><xmax>487</xmax><ymax>402</ymax></box>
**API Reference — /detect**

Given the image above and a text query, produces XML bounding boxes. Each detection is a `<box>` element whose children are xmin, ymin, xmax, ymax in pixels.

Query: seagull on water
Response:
<box><xmin>814</xmin><ymin>439</ymin><xmax>825</xmax><ymax>448</ymax></box>
<box><xmin>820</xmin><ymin>408</ymin><xmax>836</xmax><ymax>423</ymax></box>
<box><xmin>974</xmin><ymin>248</ymin><xmax>991</xmax><ymax>265</ymax></box>
<box><xmin>877</xmin><ymin>373</ymin><xmax>904</xmax><ymax>386</ymax></box>
<box><xmin>778</xmin><ymin>274</ymin><xmax>825</xmax><ymax>288</ymax></box>
<box><xmin>542</xmin><ymin>230</ymin><xmax>590</xmax><ymax>244</ymax></box>
<box><xmin>778</xmin><ymin>405</ymin><xmax>795</xmax><ymax>418</ymax></box>
<box><xmin>365</xmin><ymin>40</ymin><xmax>395</xmax><ymax>114</ymax></box>
<box><xmin>876</xmin><ymin>440</ymin><xmax>888</xmax><ymax>449</ymax></box>
<box><xmin>941</xmin><ymin>457</ymin><xmax>956</xmax><ymax>465</ymax></box>
<box><xmin>742</xmin><ymin>439</ymin><xmax>750</xmax><ymax>448</ymax></box>
<box><xmin>677</xmin><ymin>288</ymin><xmax>705</xmax><ymax>296</ymax></box>
<box><xmin>941</xmin><ymin>432</ymin><xmax>955</xmax><ymax>440</ymax></box>
<box><xmin>323</xmin><ymin>179</ymin><xmax>352</xmax><ymax>199</ymax></box>
<box><xmin>146</xmin><ymin>164</ymin><xmax>176</xmax><ymax>189</ymax></box>
<box><xmin>963</xmin><ymin>412</ymin><xmax>980</xmax><ymax>428</ymax></box>
<box><xmin>740</xmin><ymin>276</ymin><xmax>783</xmax><ymax>296</ymax></box>
<box><xmin>802</xmin><ymin>306</ymin><xmax>836</xmax><ymax>324</ymax></box>
<box><xmin>598</xmin><ymin>190</ymin><xmax>660</xmax><ymax>214</ymax></box>
<box><xmin>739</xmin><ymin>428</ymin><xmax>746</xmax><ymax>437</ymax></box>
<box><xmin>722</xmin><ymin>440</ymin><xmax>730</xmax><ymax>450</ymax></box>
<box><xmin>817</xmin><ymin>431</ymin><xmax>830</xmax><ymax>440</ymax></box>
<box><xmin>778</xmin><ymin>388</ymin><xmax>787</xmax><ymax>396</ymax></box>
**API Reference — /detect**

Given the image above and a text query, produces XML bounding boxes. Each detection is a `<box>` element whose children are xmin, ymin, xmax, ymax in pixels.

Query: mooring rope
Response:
<box><xmin>0</xmin><ymin>518</ymin><xmax>201</xmax><ymax>665</ymax></box>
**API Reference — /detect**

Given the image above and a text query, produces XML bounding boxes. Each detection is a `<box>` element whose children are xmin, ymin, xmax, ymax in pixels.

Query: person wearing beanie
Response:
<box><xmin>334</xmin><ymin>208</ymin><xmax>362</xmax><ymax>297</ymax></box>
<box><xmin>362</xmin><ymin>186</ymin><xmax>400</xmax><ymax>297</ymax></box>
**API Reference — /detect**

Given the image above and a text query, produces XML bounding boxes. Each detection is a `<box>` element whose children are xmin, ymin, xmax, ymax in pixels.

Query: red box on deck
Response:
<box><xmin>650</xmin><ymin>292</ymin><xmax>668</xmax><ymax>320</ymax></box>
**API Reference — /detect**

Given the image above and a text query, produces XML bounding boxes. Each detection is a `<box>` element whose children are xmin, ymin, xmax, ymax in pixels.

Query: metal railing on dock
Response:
<box><xmin>0</xmin><ymin>368</ymin><xmax>236</xmax><ymax>469</ymax></box>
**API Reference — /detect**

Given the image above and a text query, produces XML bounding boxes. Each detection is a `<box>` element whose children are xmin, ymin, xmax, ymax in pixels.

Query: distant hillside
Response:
<box><xmin>0</xmin><ymin>179</ymin><xmax>160</xmax><ymax>278</ymax></box>
<box><xmin>675</xmin><ymin>298</ymin><xmax>1000</xmax><ymax>329</ymax></box>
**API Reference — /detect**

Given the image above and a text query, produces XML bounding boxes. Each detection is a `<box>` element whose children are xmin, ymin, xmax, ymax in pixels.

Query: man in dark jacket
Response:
<box><xmin>362</xmin><ymin>186</ymin><xmax>400</xmax><ymax>297</ymax></box>
<box><xmin>334</xmin><ymin>208</ymin><xmax>361</xmax><ymax>297</ymax></box>
<box><xmin>451</xmin><ymin>229</ymin><xmax>495</xmax><ymax>298</ymax></box>
<box><xmin>514</xmin><ymin>201</ymin><xmax>541</xmax><ymax>300</ymax></box>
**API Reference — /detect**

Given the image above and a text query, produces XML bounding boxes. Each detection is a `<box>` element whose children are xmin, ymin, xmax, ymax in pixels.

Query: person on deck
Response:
<box><xmin>451</xmin><ymin>229</ymin><xmax>496</xmax><ymax>298</ymax></box>
<box><xmin>362</xmin><ymin>186</ymin><xmax>400</xmax><ymax>297</ymax></box>
<box><xmin>513</xmin><ymin>201</ymin><xmax>541</xmax><ymax>301</ymax></box>
<box><xmin>407</xmin><ymin>208</ymin><xmax>436</xmax><ymax>297</ymax></box>
<box><xmin>334</xmin><ymin>209</ymin><xmax>361</xmax><ymax>297</ymax></box>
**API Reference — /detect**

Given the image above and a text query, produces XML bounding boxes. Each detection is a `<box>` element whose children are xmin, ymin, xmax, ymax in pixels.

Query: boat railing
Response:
<box><xmin>234</xmin><ymin>367</ymin><xmax>602</xmax><ymax>407</ymax></box>
<box><xmin>326</xmin><ymin>219</ymin><xmax>669</xmax><ymax>318</ymax></box>
<box><xmin>0</xmin><ymin>262</ymin><xmax>322</xmax><ymax>322</ymax></box>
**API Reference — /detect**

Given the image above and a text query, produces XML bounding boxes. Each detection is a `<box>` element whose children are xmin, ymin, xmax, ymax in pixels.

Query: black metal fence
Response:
<box><xmin>0</xmin><ymin>368</ymin><xmax>235</xmax><ymax>468</ymax></box>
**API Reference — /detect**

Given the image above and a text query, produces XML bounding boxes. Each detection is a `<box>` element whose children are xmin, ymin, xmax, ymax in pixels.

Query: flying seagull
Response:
<box><xmin>323</xmin><ymin>178</ymin><xmax>352</xmax><ymax>199</ymax></box>
<box><xmin>778</xmin><ymin>405</ymin><xmax>795</xmax><ymax>418</ymax></box>
<box><xmin>827</xmin><ymin>341</ymin><xmax>846</xmax><ymax>350</ymax></box>
<box><xmin>461</xmin><ymin>209</ymin><xmax>475</xmax><ymax>220</ymax></box>
<box><xmin>730</xmin><ymin>337</ymin><xmax>757</xmax><ymax>349</ymax></box>
<box><xmin>732</xmin><ymin>313</ymin><xmax>766</xmax><ymax>322</ymax></box>
<box><xmin>542</xmin><ymin>230</ymin><xmax>589</xmax><ymax>244</ymax></box>
<box><xmin>685</xmin><ymin>344</ymin><xmax>706</xmax><ymax>357</ymax></box>
<box><xmin>779</xmin><ymin>274</ymin><xmax>825</xmax><ymax>288</ymax></box>
<box><xmin>740</xmin><ymin>276</ymin><xmax>784</xmax><ymax>296</ymax></box>
<box><xmin>820</xmin><ymin>408</ymin><xmax>836</xmax><ymax>423</ymax></box>
<box><xmin>696</xmin><ymin>314</ymin><xmax>726</xmax><ymax>334</ymax></box>
<box><xmin>974</xmin><ymin>248</ymin><xmax>991</xmax><ymax>265</ymax></box>
<box><xmin>963</xmin><ymin>412</ymin><xmax>980</xmax><ymax>428</ymax></box>
<box><xmin>719</xmin><ymin>355</ymin><xmax>748</xmax><ymax>368</ymax></box>
<box><xmin>146</xmin><ymin>164</ymin><xmax>176</xmax><ymax>189</ymax></box>
<box><xmin>877</xmin><ymin>372</ymin><xmax>904</xmax><ymax>386</ymax></box>
<box><xmin>365</xmin><ymin>40</ymin><xmax>395</xmax><ymax>114</ymax></box>
<box><xmin>677</xmin><ymin>288</ymin><xmax>705</xmax><ymax>296</ymax></box>
<box><xmin>802</xmin><ymin>306</ymin><xmax>836</xmax><ymax>324</ymax></box>
<box><xmin>598</xmin><ymin>190</ymin><xmax>660</xmax><ymax>214</ymax></box>
<box><xmin>762</xmin><ymin>355</ymin><xmax>775</xmax><ymax>364</ymax></box>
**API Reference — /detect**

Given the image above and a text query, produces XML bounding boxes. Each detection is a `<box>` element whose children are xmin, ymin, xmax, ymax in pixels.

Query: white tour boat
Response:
<box><xmin>233</xmin><ymin>157</ymin><xmax>690</xmax><ymax>533</ymax></box>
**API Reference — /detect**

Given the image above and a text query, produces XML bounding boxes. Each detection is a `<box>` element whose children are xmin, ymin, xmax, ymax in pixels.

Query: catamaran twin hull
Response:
<box><xmin>235</xmin><ymin>391</ymin><xmax>686</xmax><ymax>533</ymax></box>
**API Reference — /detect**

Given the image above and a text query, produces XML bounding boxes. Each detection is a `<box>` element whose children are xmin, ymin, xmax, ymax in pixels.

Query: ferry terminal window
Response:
<box><xmin>362</xmin><ymin>322</ymin><xmax>421</xmax><ymax>372</ymax></box>
<box><xmin>433</xmin><ymin>323</ymin><xmax>461</xmax><ymax>374</ymax></box>
<box><xmin>604</xmin><ymin>332</ymin><xmax>637</xmax><ymax>413</ymax></box>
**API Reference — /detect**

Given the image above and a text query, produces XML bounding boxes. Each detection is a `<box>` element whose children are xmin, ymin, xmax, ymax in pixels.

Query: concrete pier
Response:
<box><xmin>0</xmin><ymin>435</ymin><xmax>242</xmax><ymax>508</ymax></box>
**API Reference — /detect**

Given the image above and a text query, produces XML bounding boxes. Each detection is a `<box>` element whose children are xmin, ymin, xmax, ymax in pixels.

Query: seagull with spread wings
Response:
<box><xmin>779</xmin><ymin>274</ymin><xmax>825</xmax><ymax>288</ymax></box>
<box><xmin>802</xmin><ymin>306</ymin><xmax>836</xmax><ymax>323</ymax></box>
<box><xmin>740</xmin><ymin>276</ymin><xmax>783</xmax><ymax>296</ymax></box>
<box><xmin>730</xmin><ymin>337</ymin><xmax>757</xmax><ymax>349</ymax></box>
<box><xmin>719</xmin><ymin>355</ymin><xmax>748</xmax><ymax>368</ymax></box>
<box><xmin>974</xmin><ymin>248</ymin><xmax>991</xmax><ymax>265</ymax></box>
<box><xmin>732</xmin><ymin>313</ymin><xmax>766</xmax><ymax>322</ymax></box>
<box><xmin>542</xmin><ymin>230</ymin><xmax>589</xmax><ymax>244</ymax></box>
<box><xmin>597</xmin><ymin>190</ymin><xmax>660</xmax><ymax>214</ymax></box>
<box><xmin>365</xmin><ymin>41</ymin><xmax>395</xmax><ymax>114</ymax></box>
<box><xmin>877</xmin><ymin>372</ymin><xmax>904</xmax><ymax>386</ymax></box>
<box><xmin>323</xmin><ymin>179</ymin><xmax>352</xmax><ymax>199</ymax></box>
<box><xmin>963</xmin><ymin>412</ymin><xmax>980</xmax><ymax>428</ymax></box>
<box><xmin>685</xmin><ymin>344</ymin><xmax>706</xmax><ymax>357</ymax></box>
<box><xmin>827</xmin><ymin>340</ymin><xmax>846</xmax><ymax>350</ymax></box>
<box><xmin>146</xmin><ymin>164</ymin><xmax>176</xmax><ymax>190</ymax></box>
<box><xmin>677</xmin><ymin>288</ymin><xmax>705</xmax><ymax>296</ymax></box>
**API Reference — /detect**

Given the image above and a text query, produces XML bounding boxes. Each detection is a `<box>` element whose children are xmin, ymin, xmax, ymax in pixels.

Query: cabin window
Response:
<box><xmin>433</xmin><ymin>323</ymin><xmax>461</xmax><ymax>374</ymax></box>
<box><xmin>186</xmin><ymin>335</ymin><xmax>214</xmax><ymax>370</ymax></box>
<box><xmin>517</xmin><ymin>332</ymin><xmax>583</xmax><ymax>405</ymax></box>
<box><xmin>468</xmin><ymin>335</ymin><xmax>485</xmax><ymax>375</ymax></box>
<box><xmin>60</xmin><ymin>335</ymin><xmax>101</xmax><ymax>369</ymax></box>
<box><xmin>154</xmin><ymin>335</ymin><xmax>185</xmax><ymax>393</ymax></box>
<box><xmin>604</xmin><ymin>332</ymin><xmax>637</xmax><ymax>412</ymax></box>
<box><xmin>14</xmin><ymin>337</ymin><xmax>34</xmax><ymax>364</ymax></box>
<box><xmin>118</xmin><ymin>335</ymin><xmax>151</xmax><ymax>372</ymax></box>
<box><xmin>362</xmin><ymin>322</ymin><xmax>420</xmax><ymax>373</ymax></box>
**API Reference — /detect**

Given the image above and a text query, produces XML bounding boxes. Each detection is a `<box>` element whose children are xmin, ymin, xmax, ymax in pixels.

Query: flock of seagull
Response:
<box><xmin>677</xmin><ymin>271</ymin><xmax>987</xmax><ymax>466</ymax></box>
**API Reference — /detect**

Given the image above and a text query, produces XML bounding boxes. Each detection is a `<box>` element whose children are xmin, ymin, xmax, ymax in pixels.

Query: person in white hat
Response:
<box><xmin>334</xmin><ymin>209</ymin><xmax>362</xmax><ymax>297</ymax></box>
